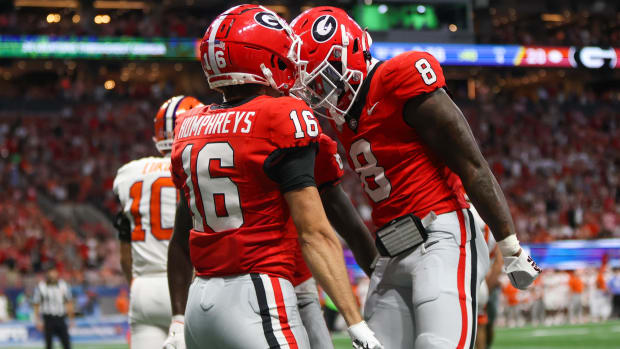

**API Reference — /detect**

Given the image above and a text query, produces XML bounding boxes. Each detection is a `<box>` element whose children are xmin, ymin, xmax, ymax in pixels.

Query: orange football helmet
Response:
<box><xmin>154</xmin><ymin>95</ymin><xmax>203</xmax><ymax>154</ymax></box>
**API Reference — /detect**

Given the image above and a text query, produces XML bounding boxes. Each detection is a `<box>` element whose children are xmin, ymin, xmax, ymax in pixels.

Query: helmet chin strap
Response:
<box><xmin>260</xmin><ymin>64</ymin><xmax>280</xmax><ymax>91</ymax></box>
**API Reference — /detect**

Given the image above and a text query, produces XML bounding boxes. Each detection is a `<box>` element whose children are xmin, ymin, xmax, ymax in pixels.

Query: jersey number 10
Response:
<box><xmin>128</xmin><ymin>178</ymin><xmax>178</xmax><ymax>241</ymax></box>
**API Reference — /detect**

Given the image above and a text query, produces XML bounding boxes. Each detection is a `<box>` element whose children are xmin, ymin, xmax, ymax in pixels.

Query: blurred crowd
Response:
<box><xmin>461</xmin><ymin>88</ymin><xmax>620</xmax><ymax>243</ymax></box>
<box><xmin>2</xmin><ymin>3</ymin><xmax>619</xmax><ymax>47</ymax></box>
<box><xmin>0</xmin><ymin>10</ymin><xmax>208</xmax><ymax>38</ymax></box>
<box><xmin>477</xmin><ymin>9</ymin><xmax>620</xmax><ymax>47</ymax></box>
<box><xmin>0</xmin><ymin>195</ymin><xmax>122</xmax><ymax>288</ymax></box>
<box><xmin>495</xmin><ymin>265</ymin><xmax>620</xmax><ymax>327</ymax></box>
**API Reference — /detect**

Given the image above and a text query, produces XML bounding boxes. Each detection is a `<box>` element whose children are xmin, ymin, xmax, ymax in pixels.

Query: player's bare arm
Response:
<box><xmin>320</xmin><ymin>184</ymin><xmax>377</xmax><ymax>276</ymax></box>
<box><xmin>403</xmin><ymin>88</ymin><xmax>514</xmax><ymax>243</ymax></box>
<box><xmin>167</xmin><ymin>189</ymin><xmax>193</xmax><ymax>316</ymax></box>
<box><xmin>113</xmin><ymin>209</ymin><xmax>132</xmax><ymax>284</ymax></box>
<box><xmin>163</xmin><ymin>189</ymin><xmax>193</xmax><ymax>349</ymax></box>
<box><xmin>404</xmin><ymin>87</ymin><xmax>541</xmax><ymax>289</ymax></box>
<box><xmin>119</xmin><ymin>241</ymin><xmax>132</xmax><ymax>284</ymax></box>
<box><xmin>285</xmin><ymin>186</ymin><xmax>363</xmax><ymax>326</ymax></box>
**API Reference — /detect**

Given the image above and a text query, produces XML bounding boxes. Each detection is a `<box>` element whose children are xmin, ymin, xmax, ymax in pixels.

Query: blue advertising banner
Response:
<box><xmin>370</xmin><ymin>42</ymin><xmax>523</xmax><ymax>66</ymax></box>
<box><xmin>523</xmin><ymin>239</ymin><xmax>620</xmax><ymax>270</ymax></box>
<box><xmin>0</xmin><ymin>316</ymin><xmax>128</xmax><ymax>347</ymax></box>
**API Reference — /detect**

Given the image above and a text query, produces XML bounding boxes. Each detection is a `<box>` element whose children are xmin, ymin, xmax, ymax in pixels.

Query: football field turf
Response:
<box><xmin>7</xmin><ymin>320</ymin><xmax>620</xmax><ymax>349</ymax></box>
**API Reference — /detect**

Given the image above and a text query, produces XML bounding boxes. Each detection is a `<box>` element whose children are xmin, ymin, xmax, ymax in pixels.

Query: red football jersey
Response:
<box><xmin>291</xmin><ymin>133</ymin><xmax>344</xmax><ymax>286</ymax></box>
<box><xmin>170</xmin><ymin>95</ymin><xmax>321</xmax><ymax>282</ymax></box>
<box><xmin>330</xmin><ymin>51</ymin><xmax>468</xmax><ymax>228</ymax></box>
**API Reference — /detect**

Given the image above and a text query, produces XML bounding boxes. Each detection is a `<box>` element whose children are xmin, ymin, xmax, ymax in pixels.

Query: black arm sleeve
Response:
<box><xmin>113</xmin><ymin>211</ymin><xmax>131</xmax><ymax>243</ymax></box>
<box><xmin>264</xmin><ymin>143</ymin><xmax>317</xmax><ymax>193</ymax></box>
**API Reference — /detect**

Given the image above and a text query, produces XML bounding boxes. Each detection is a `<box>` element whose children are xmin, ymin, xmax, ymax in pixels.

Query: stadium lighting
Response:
<box><xmin>104</xmin><ymin>80</ymin><xmax>116</xmax><ymax>90</ymax></box>
<box><xmin>46</xmin><ymin>13</ymin><xmax>61</xmax><ymax>23</ymax></box>
<box><xmin>93</xmin><ymin>1</ymin><xmax>148</xmax><ymax>10</ymax></box>
<box><xmin>449</xmin><ymin>24</ymin><xmax>458</xmax><ymax>32</ymax></box>
<box><xmin>94</xmin><ymin>14</ymin><xmax>111</xmax><ymax>24</ymax></box>
<box><xmin>72</xmin><ymin>14</ymin><xmax>80</xmax><ymax>23</ymax></box>
<box><xmin>541</xmin><ymin>14</ymin><xmax>564</xmax><ymax>22</ymax></box>
<box><xmin>15</xmin><ymin>0</ymin><xmax>78</xmax><ymax>8</ymax></box>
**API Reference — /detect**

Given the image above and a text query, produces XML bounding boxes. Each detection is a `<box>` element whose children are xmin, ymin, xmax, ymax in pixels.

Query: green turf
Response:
<box><xmin>7</xmin><ymin>320</ymin><xmax>620</xmax><ymax>349</ymax></box>
<box><xmin>491</xmin><ymin>320</ymin><xmax>620</xmax><ymax>349</ymax></box>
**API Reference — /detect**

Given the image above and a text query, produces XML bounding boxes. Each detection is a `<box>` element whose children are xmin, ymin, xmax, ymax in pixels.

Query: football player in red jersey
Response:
<box><xmin>162</xmin><ymin>5</ymin><xmax>381</xmax><ymax>349</ymax></box>
<box><xmin>292</xmin><ymin>7</ymin><xmax>541</xmax><ymax>349</ymax></box>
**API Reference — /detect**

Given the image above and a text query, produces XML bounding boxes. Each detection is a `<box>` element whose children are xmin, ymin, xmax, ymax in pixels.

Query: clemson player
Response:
<box><xmin>112</xmin><ymin>96</ymin><xmax>201</xmax><ymax>349</ymax></box>
<box><xmin>292</xmin><ymin>7</ymin><xmax>541</xmax><ymax>349</ymax></box>
<box><xmin>162</xmin><ymin>5</ymin><xmax>381</xmax><ymax>349</ymax></box>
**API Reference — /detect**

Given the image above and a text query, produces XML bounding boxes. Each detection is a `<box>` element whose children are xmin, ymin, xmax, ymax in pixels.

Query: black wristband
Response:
<box><xmin>113</xmin><ymin>211</ymin><xmax>131</xmax><ymax>242</ymax></box>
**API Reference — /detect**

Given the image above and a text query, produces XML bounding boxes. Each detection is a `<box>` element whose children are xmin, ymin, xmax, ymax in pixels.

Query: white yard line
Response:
<box><xmin>531</xmin><ymin>328</ymin><xmax>591</xmax><ymax>337</ymax></box>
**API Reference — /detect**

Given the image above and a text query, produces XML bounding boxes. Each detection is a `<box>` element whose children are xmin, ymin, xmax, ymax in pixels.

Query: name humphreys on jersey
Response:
<box><xmin>176</xmin><ymin>110</ymin><xmax>255</xmax><ymax>139</ymax></box>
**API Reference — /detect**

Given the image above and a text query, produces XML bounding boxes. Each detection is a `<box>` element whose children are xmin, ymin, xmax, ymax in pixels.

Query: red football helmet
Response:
<box><xmin>200</xmin><ymin>4</ymin><xmax>302</xmax><ymax>93</ymax></box>
<box><xmin>291</xmin><ymin>7</ymin><xmax>373</xmax><ymax>124</ymax></box>
<box><xmin>154</xmin><ymin>95</ymin><xmax>203</xmax><ymax>154</ymax></box>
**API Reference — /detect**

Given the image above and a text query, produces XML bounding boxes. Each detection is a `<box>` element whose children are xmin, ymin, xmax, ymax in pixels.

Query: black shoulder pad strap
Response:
<box><xmin>344</xmin><ymin>61</ymin><xmax>384</xmax><ymax>133</ymax></box>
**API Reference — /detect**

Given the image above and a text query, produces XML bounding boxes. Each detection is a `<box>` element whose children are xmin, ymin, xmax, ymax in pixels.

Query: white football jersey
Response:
<box><xmin>113</xmin><ymin>156</ymin><xmax>178</xmax><ymax>277</ymax></box>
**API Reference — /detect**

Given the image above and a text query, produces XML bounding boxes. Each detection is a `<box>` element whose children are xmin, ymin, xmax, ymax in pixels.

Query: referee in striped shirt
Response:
<box><xmin>33</xmin><ymin>269</ymin><xmax>74</xmax><ymax>349</ymax></box>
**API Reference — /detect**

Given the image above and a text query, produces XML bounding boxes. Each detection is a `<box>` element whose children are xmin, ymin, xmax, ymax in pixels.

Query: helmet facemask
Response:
<box><xmin>292</xmin><ymin>26</ymin><xmax>364</xmax><ymax>125</ymax></box>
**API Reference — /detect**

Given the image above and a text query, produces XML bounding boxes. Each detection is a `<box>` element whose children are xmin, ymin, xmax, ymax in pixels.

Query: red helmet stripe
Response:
<box><xmin>207</xmin><ymin>5</ymin><xmax>240</xmax><ymax>75</ymax></box>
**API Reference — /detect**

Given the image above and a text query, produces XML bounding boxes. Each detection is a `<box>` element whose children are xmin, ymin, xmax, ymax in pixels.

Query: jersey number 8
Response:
<box><xmin>414</xmin><ymin>58</ymin><xmax>437</xmax><ymax>86</ymax></box>
<box><xmin>350</xmin><ymin>139</ymin><xmax>392</xmax><ymax>203</ymax></box>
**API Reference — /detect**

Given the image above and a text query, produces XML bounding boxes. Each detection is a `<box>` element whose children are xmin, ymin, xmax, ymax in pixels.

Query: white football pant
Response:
<box><xmin>130</xmin><ymin>274</ymin><xmax>172</xmax><ymax>349</ymax></box>
<box><xmin>365</xmin><ymin>209</ymin><xmax>490</xmax><ymax>349</ymax></box>
<box><xmin>185</xmin><ymin>274</ymin><xmax>310</xmax><ymax>349</ymax></box>
<box><xmin>295</xmin><ymin>277</ymin><xmax>334</xmax><ymax>349</ymax></box>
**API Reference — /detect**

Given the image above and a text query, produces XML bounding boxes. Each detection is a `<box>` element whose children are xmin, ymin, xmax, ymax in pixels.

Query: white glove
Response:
<box><xmin>503</xmin><ymin>251</ymin><xmax>541</xmax><ymax>290</ymax></box>
<box><xmin>347</xmin><ymin>321</ymin><xmax>384</xmax><ymax>349</ymax></box>
<box><xmin>163</xmin><ymin>315</ymin><xmax>186</xmax><ymax>349</ymax></box>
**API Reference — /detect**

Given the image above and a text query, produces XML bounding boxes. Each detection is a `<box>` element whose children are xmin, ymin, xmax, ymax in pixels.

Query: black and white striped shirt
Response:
<box><xmin>33</xmin><ymin>280</ymin><xmax>72</xmax><ymax>316</ymax></box>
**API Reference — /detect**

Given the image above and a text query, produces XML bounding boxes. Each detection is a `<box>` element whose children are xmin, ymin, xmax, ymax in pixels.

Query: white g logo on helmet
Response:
<box><xmin>311</xmin><ymin>15</ymin><xmax>338</xmax><ymax>43</ymax></box>
<box><xmin>254</xmin><ymin>12</ymin><xmax>284</xmax><ymax>30</ymax></box>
